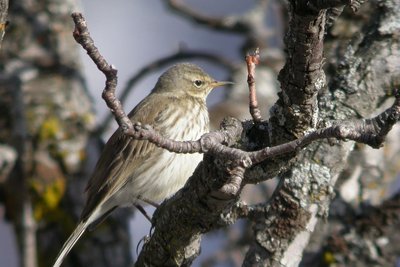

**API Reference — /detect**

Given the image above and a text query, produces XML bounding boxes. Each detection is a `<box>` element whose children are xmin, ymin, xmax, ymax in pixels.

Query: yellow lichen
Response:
<box><xmin>323</xmin><ymin>251</ymin><xmax>335</xmax><ymax>264</ymax></box>
<box><xmin>30</xmin><ymin>177</ymin><xmax>66</xmax><ymax>221</ymax></box>
<box><xmin>39</xmin><ymin>117</ymin><xmax>62</xmax><ymax>141</ymax></box>
<box><xmin>42</xmin><ymin>178</ymin><xmax>66</xmax><ymax>208</ymax></box>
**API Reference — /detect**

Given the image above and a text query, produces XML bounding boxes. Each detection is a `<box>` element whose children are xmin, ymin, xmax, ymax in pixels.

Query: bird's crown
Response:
<box><xmin>152</xmin><ymin>63</ymin><xmax>220</xmax><ymax>99</ymax></box>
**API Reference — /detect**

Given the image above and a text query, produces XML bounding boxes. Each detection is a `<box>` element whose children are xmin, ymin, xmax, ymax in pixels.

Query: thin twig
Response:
<box><xmin>245</xmin><ymin>48</ymin><xmax>262</xmax><ymax>123</ymax></box>
<box><xmin>72</xmin><ymin>13</ymin><xmax>133</xmax><ymax>133</ymax></box>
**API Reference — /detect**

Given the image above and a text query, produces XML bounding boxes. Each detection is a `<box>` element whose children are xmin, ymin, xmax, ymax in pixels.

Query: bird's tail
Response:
<box><xmin>53</xmin><ymin>220</ymin><xmax>88</xmax><ymax>267</ymax></box>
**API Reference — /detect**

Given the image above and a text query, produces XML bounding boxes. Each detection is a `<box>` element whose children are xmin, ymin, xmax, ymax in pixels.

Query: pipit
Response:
<box><xmin>53</xmin><ymin>63</ymin><xmax>231</xmax><ymax>267</ymax></box>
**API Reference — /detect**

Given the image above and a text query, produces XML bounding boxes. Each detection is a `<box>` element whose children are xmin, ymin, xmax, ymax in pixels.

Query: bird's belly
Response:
<box><xmin>115</xmin><ymin>150</ymin><xmax>203</xmax><ymax>206</ymax></box>
<box><xmin>113</xmin><ymin>109</ymin><xmax>208</xmax><ymax>206</ymax></box>
<box><xmin>139</xmin><ymin>151</ymin><xmax>203</xmax><ymax>202</ymax></box>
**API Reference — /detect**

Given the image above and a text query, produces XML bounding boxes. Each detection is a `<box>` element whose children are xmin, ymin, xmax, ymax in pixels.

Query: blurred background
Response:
<box><xmin>1</xmin><ymin>0</ymin><xmax>399</xmax><ymax>267</ymax></box>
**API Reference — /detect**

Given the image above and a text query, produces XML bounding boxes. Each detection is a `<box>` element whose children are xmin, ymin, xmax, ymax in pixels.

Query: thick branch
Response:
<box><xmin>271</xmin><ymin>2</ymin><xmax>326</xmax><ymax>138</ymax></box>
<box><xmin>135</xmin><ymin>152</ymin><xmax>247</xmax><ymax>266</ymax></box>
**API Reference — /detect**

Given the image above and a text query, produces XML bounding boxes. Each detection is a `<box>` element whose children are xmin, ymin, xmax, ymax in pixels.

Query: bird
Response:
<box><xmin>53</xmin><ymin>63</ymin><xmax>232</xmax><ymax>267</ymax></box>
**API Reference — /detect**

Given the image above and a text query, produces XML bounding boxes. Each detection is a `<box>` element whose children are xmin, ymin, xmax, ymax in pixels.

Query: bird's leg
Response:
<box><xmin>136</xmin><ymin>234</ymin><xmax>150</xmax><ymax>255</ymax></box>
<box><xmin>134</xmin><ymin>203</ymin><xmax>153</xmax><ymax>254</ymax></box>
<box><xmin>138</xmin><ymin>196</ymin><xmax>160</xmax><ymax>208</ymax></box>
<box><xmin>134</xmin><ymin>204</ymin><xmax>152</xmax><ymax>223</ymax></box>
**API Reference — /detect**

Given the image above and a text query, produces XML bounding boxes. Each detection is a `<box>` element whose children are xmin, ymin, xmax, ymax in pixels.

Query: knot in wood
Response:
<box><xmin>199</xmin><ymin>134</ymin><xmax>214</xmax><ymax>153</ymax></box>
<box><xmin>238</xmin><ymin>155</ymin><xmax>252</xmax><ymax>168</ymax></box>
<box><xmin>335</xmin><ymin>124</ymin><xmax>351</xmax><ymax>139</ymax></box>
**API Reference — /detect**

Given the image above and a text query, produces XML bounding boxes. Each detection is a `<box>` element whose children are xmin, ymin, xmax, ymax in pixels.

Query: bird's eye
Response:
<box><xmin>193</xmin><ymin>80</ymin><xmax>203</xmax><ymax>88</ymax></box>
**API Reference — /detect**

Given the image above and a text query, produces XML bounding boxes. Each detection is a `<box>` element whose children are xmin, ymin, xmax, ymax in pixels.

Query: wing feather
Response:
<box><xmin>80</xmin><ymin>94</ymin><xmax>174</xmax><ymax>221</ymax></box>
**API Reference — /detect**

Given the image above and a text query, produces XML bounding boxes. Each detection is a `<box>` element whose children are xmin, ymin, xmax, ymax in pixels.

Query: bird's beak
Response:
<box><xmin>211</xmin><ymin>81</ymin><xmax>234</xmax><ymax>89</ymax></box>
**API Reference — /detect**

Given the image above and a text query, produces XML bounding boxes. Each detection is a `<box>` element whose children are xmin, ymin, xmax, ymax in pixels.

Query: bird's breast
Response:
<box><xmin>120</xmin><ymin>102</ymin><xmax>209</xmax><ymax>204</ymax></box>
<box><xmin>161</xmin><ymin>101</ymin><xmax>209</xmax><ymax>141</ymax></box>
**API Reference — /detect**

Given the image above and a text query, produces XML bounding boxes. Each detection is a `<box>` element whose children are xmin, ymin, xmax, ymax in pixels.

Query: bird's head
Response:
<box><xmin>152</xmin><ymin>63</ymin><xmax>232</xmax><ymax>99</ymax></box>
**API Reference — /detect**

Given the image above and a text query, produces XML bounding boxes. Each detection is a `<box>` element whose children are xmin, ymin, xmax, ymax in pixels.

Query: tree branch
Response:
<box><xmin>246</xmin><ymin>48</ymin><xmax>263</xmax><ymax>123</ymax></box>
<box><xmin>271</xmin><ymin>0</ymin><xmax>327</xmax><ymax>139</ymax></box>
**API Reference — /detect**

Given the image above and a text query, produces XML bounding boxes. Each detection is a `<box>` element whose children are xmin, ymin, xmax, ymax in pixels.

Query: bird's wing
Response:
<box><xmin>80</xmin><ymin>94</ymin><xmax>172</xmax><ymax>222</ymax></box>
